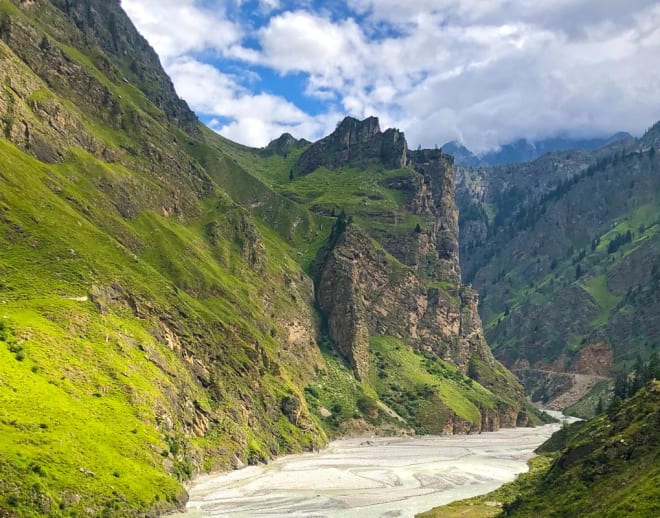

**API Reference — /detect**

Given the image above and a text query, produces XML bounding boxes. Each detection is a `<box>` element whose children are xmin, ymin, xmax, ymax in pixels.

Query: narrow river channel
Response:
<box><xmin>174</xmin><ymin>415</ymin><xmax>571</xmax><ymax>517</ymax></box>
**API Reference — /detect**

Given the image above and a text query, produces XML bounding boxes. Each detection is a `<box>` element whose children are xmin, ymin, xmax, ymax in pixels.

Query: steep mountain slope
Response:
<box><xmin>0</xmin><ymin>1</ymin><xmax>539</xmax><ymax>516</ymax></box>
<box><xmin>455</xmin><ymin>124</ymin><xmax>660</xmax><ymax>410</ymax></box>
<box><xmin>505</xmin><ymin>381</ymin><xmax>660</xmax><ymax>517</ymax></box>
<box><xmin>421</xmin><ymin>381</ymin><xmax>660</xmax><ymax>518</ymax></box>
<box><xmin>215</xmin><ymin>116</ymin><xmax>538</xmax><ymax>433</ymax></box>
<box><xmin>0</xmin><ymin>2</ymin><xmax>331</xmax><ymax>515</ymax></box>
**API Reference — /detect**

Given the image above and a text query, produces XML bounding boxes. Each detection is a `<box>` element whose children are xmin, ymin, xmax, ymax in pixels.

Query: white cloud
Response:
<box><xmin>124</xmin><ymin>0</ymin><xmax>660</xmax><ymax>151</ymax></box>
<box><xmin>122</xmin><ymin>0</ymin><xmax>242</xmax><ymax>61</ymax></box>
<box><xmin>165</xmin><ymin>57</ymin><xmax>332</xmax><ymax>146</ymax></box>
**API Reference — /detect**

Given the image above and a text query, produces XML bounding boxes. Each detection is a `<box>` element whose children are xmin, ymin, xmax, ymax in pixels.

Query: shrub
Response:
<box><xmin>356</xmin><ymin>396</ymin><xmax>379</xmax><ymax>416</ymax></box>
<box><xmin>303</xmin><ymin>386</ymin><xmax>319</xmax><ymax>399</ymax></box>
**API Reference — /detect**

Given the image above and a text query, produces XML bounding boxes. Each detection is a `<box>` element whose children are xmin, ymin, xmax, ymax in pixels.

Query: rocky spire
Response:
<box><xmin>293</xmin><ymin>116</ymin><xmax>408</xmax><ymax>176</ymax></box>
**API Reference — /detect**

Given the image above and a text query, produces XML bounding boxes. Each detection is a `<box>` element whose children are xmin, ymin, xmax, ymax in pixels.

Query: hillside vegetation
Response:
<box><xmin>0</xmin><ymin>1</ymin><xmax>541</xmax><ymax>515</ymax></box>
<box><xmin>456</xmin><ymin>124</ymin><xmax>660</xmax><ymax>410</ymax></box>
<box><xmin>420</xmin><ymin>381</ymin><xmax>660</xmax><ymax>518</ymax></box>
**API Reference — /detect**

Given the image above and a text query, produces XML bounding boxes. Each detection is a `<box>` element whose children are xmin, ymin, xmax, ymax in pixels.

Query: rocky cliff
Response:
<box><xmin>294</xmin><ymin>116</ymin><xmax>407</xmax><ymax>176</ymax></box>
<box><xmin>305</xmin><ymin>117</ymin><xmax>530</xmax><ymax>430</ymax></box>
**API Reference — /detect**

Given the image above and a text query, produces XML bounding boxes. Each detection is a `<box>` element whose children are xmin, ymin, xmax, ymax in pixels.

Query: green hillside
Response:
<box><xmin>456</xmin><ymin>129</ymin><xmax>660</xmax><ymax>393</ymax></box>
<box><xmin>0</xmin><ymin>1</ymin><xmax>539</xmax><ymax>515</ymax></box>
<box><xmin>420</xmin><ymin>381</ymin><xmax>660</xmax><ymax>518</ymax></box>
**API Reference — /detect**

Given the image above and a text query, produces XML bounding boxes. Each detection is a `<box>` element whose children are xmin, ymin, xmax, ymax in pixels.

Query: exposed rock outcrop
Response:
<box><xmin>294</xmin><ymin>116</ymin><xmax>407</xmax><ymax>176</ymax></box>
<box><xmin>311</xmin><ymin>119</ymin><xmax>528</xmax><ymax>427</ymax></box>
<box><xmin>317</xmin><ymin>225</ymin><xmax>499</xmax><ymax>382</ymax></box>
<box><xmin>49</xmin><ymin>0</ymin><xmax>200</xmax><ymax>136</ymax></box>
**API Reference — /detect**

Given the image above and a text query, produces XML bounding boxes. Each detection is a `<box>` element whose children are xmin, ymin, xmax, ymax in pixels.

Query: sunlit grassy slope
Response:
<box><xmin>421</xmin><ymin>381</ymin><xmax>660</xmax><ymax>518</ymax></box>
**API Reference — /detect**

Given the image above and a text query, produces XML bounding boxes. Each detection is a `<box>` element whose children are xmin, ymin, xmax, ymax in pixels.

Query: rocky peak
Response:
<box><xmin>335</xmin><ymin>115</ymin><xmax>381</xmax><ymax>143</ymax></box>
<box><xmin>293</xmin><ymin>116</ymin><xmax>407</xmax><ymax>175</ymax></box>
<box><xmin>261</xmin><ymin>132</ymin><xmax>309</xmax><ymax>157</ymax></box>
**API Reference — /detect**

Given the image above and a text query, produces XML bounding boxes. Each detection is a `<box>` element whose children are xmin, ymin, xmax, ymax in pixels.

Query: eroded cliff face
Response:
<box><xmin>310</xmin><ymin>117</ymin><xmax>527</xmax><ymax>429</ymax></box>
<box><xmin>294</xmin><ymin>116</ymin><xmax>408</xmax><ymax>176</ymax></box>
<box><xmin>317</xmin><ymin>227</ymin><xmax>494</xmax><ymax>378</ymax></box>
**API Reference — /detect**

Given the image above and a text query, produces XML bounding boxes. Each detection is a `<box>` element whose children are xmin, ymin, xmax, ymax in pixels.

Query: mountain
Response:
<box><xmin>226</xmin><ymin>115</ymin><xmax>538</xmax><ymax>433</ymax></box>
<box><xmin>0</xmin><ymin>1</ymin><xmax>541</xmax><ymax>515</ymax></box>
<box><xmin>421</xmin><ymin>380</ymin><xmax>660</xmax><ymax>518</ymax></box>
<box><xmin>455</xmin><ymin>123</ymin><xmax>660</xmax><ymax>413</ymax></box>
<box><xmin>444</xmin><ymin>133</ymin><xmax>633</xmax><ymax>167</ymax></box>
<box><xmin>441</xmin><ymin>141</ymin><xmax>481</xmax><ymax>167</ymax></box>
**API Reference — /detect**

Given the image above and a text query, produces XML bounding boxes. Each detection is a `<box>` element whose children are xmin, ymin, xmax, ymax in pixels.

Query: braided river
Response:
<box><xmin>174</xmin><ymin>412</ymin><xmax>573</xmax><ymax>517</ymax></box>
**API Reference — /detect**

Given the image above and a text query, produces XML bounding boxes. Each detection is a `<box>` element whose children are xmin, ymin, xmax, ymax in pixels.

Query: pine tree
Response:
<box><xmin>575</xmin><ymin>263</ymin><xmax>583</xmax><ymax>279</ymax></box>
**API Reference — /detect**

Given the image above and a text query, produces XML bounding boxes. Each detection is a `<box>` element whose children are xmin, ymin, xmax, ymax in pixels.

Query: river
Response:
<box><xmin>173</xmin><ymin>414</ymin><xmax>572</xmax><ymax>517</ymax></box>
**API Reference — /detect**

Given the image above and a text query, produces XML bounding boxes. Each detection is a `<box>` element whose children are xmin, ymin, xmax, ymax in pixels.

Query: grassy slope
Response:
<box><xmin>0</xmin><ymin>2</ymin><xmax>550</xmax><ymax>515</ymax></box>
<box><xmin>367</xmin><ymin>336</ymin><xmax>504</xmax><ymax>433</ymax></box>
<box><xmin>0</xmin><ymin>131</ymin><xmax>329</xmax><ymax>515</ymax></box>
<box><xmin>209</xmin><ymin>126</ymin><xmax>535</xmax><ymax>431</ymax></box>
<box><xmin>189</xmin><ymin>130</ymin><xmax>334</xmax><ymax>271</ymax></box>
<box><xmin>0</xmin><ymin>4</ymin><xmax>334</xmax><ymax>513</ymax></box>
<box><xmin>420</xmin><ymin>382</ymin><xmax>660</xmax><ymax>518</ymax></box>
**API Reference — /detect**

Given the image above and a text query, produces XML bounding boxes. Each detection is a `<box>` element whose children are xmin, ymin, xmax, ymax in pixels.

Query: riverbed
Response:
<box><xmin>173</xmin><ymin>418</ymin><xmax>568</xmax><ymax>517</ymax></box>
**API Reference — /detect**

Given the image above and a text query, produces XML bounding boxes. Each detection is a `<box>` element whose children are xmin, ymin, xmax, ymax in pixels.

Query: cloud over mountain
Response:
<box><xmin>123</xmin><ymin>0</ymin><xmax>660</xmax><ymax>151</ymax></box>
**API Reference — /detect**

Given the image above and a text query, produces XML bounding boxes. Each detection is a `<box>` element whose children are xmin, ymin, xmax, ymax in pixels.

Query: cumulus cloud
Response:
<box><xmin>166</xmin><ymin>57</ymin><xmax>338</xmax><ymax>146</ymax></box>
<box><xmin>122</xmin><ymin>0</ymin><xmax>242</xmax><ymax>61</ymax></box>
<box><xmin>122</xmin><ymin>0</ymin><xmax>335</xmax><ymax>146</ymax></box>
<box><xmin>124</xmin><ymin>0</ymin><xmax>660</xmax><ymax>151</ymax></box>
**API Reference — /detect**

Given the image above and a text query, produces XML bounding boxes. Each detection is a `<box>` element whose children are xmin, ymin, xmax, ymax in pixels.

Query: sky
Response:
<box><xmin>122</xmin><ymin>0</ymin><xmax>660</xmax><ymax>153</ymax></box>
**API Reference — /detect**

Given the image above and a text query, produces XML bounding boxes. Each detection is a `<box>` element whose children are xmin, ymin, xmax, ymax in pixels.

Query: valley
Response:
<box><xmin>174</xmin><ymin>419</ymin><xmax>566</xmax><ymax>517</ymax></box>
<box><xmin>0</xmin><ymin>1</ymin><xmax>658</xmax><ymax>517</ymax></box>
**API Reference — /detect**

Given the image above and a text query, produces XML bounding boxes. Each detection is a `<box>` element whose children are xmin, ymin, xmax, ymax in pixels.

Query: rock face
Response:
<box><xmin>408</xmin><ymin>149</ymin><xmax>461</xmax><ymax>282</ymax></box>
<box><xmin>311</xmin><ymin>119</ymin><xmax>526</xmax><ymax>423</ymax></box>
<box><xmin>49</xmin><ymin>0</ymin><xmax>200</xmax><ymax>136</ymax></box>
<box><xmin>294</xmin><ymin>116</ymin><xmax>407</xmax><ymax>176</ymax></box>
<box><xmin>317</xmin><ymin>227</ymin><xmax>494</xmax><ymax>380</ymax></box>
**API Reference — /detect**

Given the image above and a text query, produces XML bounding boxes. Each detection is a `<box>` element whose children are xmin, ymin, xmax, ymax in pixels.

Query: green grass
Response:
<box><xmin>189</xmin><ymin>133</ymin><xmax>333</xmax><ymax>271</ymax></box>
<box><xmin>564</xmin><ymin>379</ymin><xmax>614</xmax><ymax>419</ymax></box>
<box><xmin>0</xmin><ymin>129</ymin><xmax>329</xmax><ymax>515</ymax></box>
<box><xmin>582</xmin><ymin>275</ymin><xmax>621</xmax><ymax>327</ymax></box>
<box><xmin>279</xmin><ymin>165</ymin><xmax>424</xmax><ymax>234</ymax></box>
<box><xmin>0</xmin><ymin>307</ymin><xmax>190</xmax><ymax>515</ymax></box>
<box><xmin>421</xmin><ymin>382</ymin><xmax>660</xmax><ymax>518</ymax></box>
<box><xmin>595</xmin><ymin>203</ymin><xmax>660</xmax><ymax>254</ymax></box>
<box><xmin>367</xmin><ymin>336</ymin><xmax>501</xmax><ymax>433</ymax></box>
<box><xmin>302</xmin><ymin>337</ymin><xmax>405</xmax><ymax>436</ymax></box>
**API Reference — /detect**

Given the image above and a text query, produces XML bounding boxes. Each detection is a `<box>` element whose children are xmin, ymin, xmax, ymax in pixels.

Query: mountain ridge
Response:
<box><xmin>455</xmin><ymin>121</ymin><xmax>659</xmax><ymax>415</ymax></box>
<box><xmin>443</xmin><ymin>132</ymin><xmax>633</xmax><ymax>167</ymax></box>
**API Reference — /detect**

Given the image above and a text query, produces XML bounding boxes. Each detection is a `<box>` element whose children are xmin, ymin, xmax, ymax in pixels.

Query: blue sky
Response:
<box><xmin>122</xmin><ymin>0</ymin><xmax>660</xmax><ymax>152</ymax></box>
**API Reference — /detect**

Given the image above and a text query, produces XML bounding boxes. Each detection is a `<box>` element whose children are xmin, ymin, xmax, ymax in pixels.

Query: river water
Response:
<box><xmin>174</xmin><ymin>416</ymin><xmax>570</xmax><ymax>517</ymax></box>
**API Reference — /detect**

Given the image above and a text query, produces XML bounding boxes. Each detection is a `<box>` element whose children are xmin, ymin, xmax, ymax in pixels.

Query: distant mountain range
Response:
<box><xmin>443</xmin><ymin>132</ymin><xmax>633</xmax><ymax>167</ymax></box>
